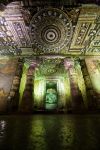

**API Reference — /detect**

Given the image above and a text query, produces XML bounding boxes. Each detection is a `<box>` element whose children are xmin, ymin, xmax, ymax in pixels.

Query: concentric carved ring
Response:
<box><xmin>41</xmin><ymin>25</ymin><xmax>61</xmax><ymax>44</ymax></box>
<box><xmin>30</xmin><ymin>8</ymin><xmax>72</xmax><ymax>52</ymax></box>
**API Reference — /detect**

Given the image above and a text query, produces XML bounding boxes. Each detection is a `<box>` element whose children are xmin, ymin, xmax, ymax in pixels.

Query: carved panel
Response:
<box><xmin>70</xmin><ymin>4</ymin><xmax>100</xmax><ymax>54</ymax></box>
<box><xmin>3</xmin><ymin>1</ymin><xmax>31</xmax><ymax>47</ymax></box>
<box><xmin>0</xmin><ymin>16</ymin><xmax>14</xmax><ymax>46</ymax></box>
<box><xmin>30</xmin><ymin>8</ymin><xmax>73</xmax><ymax>53</ymax></box>
<box><xmin>0</xmin><ymin>2</ymin><xmax>100</xmax><ymax>56</ymax></box>
<box><xmin>35</xmin><ymin>58</ymin><xmax>65</xmax><ymax>76</ymax></box>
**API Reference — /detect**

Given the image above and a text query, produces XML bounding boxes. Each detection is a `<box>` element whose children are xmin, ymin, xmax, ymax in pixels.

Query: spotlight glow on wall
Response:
<box><xmin>19</xmin><ymin>63</ymin><xmax>29</xmax><ymax>104</ymax></box>
<box><xmin>85</xmin><ymin>58</ymin><xmax>100</xmax><ymax>93</ymax></box>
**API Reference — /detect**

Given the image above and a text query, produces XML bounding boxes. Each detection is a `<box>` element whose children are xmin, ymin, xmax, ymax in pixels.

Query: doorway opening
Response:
<box><xmin>45</xmin><ymin>81</ymin><xmax>58</xmax><ymax>111</ymax></box>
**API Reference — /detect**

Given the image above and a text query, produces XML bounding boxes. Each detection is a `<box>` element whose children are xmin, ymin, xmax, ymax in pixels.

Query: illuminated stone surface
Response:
<box><xmin>0</xmin><ymin>1</ymin><xmax>100</xmax><ymax>113</ymax></box>
<box><xmin>30</xmin><ymin>8</ymin><xmax>72</xmax><ymax>52</ymax></box>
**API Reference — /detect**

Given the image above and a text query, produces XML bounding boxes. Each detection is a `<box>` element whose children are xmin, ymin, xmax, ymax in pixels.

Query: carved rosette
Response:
<box><xmin>30</xmin><ymin>8</ymin><xmax>73</xmax><ymax>52</ymax></box>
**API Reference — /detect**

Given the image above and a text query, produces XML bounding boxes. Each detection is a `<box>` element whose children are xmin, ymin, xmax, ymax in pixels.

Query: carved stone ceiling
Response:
<box><xmin>0</xmin><ymin>1</ymin><xmax>100</xmax><ymax>57</ymax></box>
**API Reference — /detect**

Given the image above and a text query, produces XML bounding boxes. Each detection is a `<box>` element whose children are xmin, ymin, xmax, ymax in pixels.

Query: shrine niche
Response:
<box><xmin>45</xmin><ymin>82</ymin><xmax>58</xmax><ymax>110</ymax></box>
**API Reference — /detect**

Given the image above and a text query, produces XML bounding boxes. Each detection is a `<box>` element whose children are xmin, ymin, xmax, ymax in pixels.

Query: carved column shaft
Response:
<box><xmin>7</xmin><ymin>59</ymin><xmax>23</xmax><ymax>112</ymax></box>
<box><xmin>19</xmin><ymin>64</ymin><xmax>35</xmax><ymax>113</ymax></box>
<box><xmin>75</xmin><ymin>60</ymin><xmax>88</xmax><ymax>109</ymax></box>
<box><xmin>64</xmin><ymin>59</ymin><xmax>84</xmax><ymax>112</ymax></box>
<box><xmin>85</xmin><ymin>58</ymin><xmax>100</xmax><ymax>109</ymax></box>
<box><xmin>80</xmin><ymin>59</ymin><xmax>97</xmax><ymax>110</ymax></box>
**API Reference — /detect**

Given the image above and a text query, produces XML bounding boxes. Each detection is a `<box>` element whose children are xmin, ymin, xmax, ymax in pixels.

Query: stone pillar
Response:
<box><xmin>85</xmin><ymin>58</ymin><xmax>100</xmax><ymax>110</ymax></box>
<box><xmin>57</xmin><ymin>76</ymin><xmax>70</xmax><ymax>112</ymax></box>
<box><xmin>74</xmin><ymin>60</ymin><xmax>88</xmax><ymax>110</ymax></box>
<box><xmin>19</xmin><ymin>64</ymin><xmax>35</xmax><ymax>113</ymax></box>
<box><xmin>7</xmin><ymin>59</ymin><xmax>23</xmax><ymax>112</ymax></box>
<box><xmin>80</xmin><ymin>59</ymin><xmax>97</xmax><ymax>110</ymax></box>
<box><xmin>34</xmin><ymin>78</ymin><xmax>46</xmax><ymax>111</ymax></box>
<box><xmin>96</xmin><ymin>60</ymin><xmax>100</xmax><ymax>72</ymax></box>
<box><xmin>94</xmin><ymin>60</ymin><xmax>100</xmax><ymax>107</ymax></box>
<box><xmin>64</xmin><ymin>59</ymin><xmax>84</xmax><ymax>113</ymax></box>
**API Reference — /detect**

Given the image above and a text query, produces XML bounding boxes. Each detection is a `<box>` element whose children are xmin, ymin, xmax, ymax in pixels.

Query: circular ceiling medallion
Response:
<box><xmin>30</xmin><ymin>8</ymin><xmax>73</xmax><ymax>52</ymax></box>
<box><xmin>41</xmin><ymin>25</ymin><xmax>61</xmax><ymax>44</ymax></box>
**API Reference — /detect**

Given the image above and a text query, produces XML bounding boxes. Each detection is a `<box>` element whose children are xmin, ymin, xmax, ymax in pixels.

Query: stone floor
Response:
<box><xmin>0</xmin><ymin>114</ymin><xmax>100</xmax><ymax>150</ymax></box>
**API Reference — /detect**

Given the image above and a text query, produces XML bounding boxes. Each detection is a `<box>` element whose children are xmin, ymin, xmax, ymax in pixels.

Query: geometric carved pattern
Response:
<box><xmin>30</xmin><ymin>8</ymin><xmax>73</xmax><ymax>52</ymax></box>
<box><xmin>70</xmin><ymin>4</ymin><xmax>100</xmax><ymax>55</ymax></box>
<box><xmin>0</xmin><ymin>2</ymin><xmax>100</xmax><ymax>56</ymax></box>
<box><xmin>75</xmin><ymin>23</ymin><xmax>91</xmax><ymax>46</ymax></box>
<box><xmin>13</xmin><ymin>22</ymin><xmax>27</xmax><ymax>47</ymax></box>
<box><xmin>3</xmin><ymin>1</ymin><xmax>31</xmax><ymax>47</ymax></box>
<box><xmin>0</xmin><ymin>16</ymin><xmax>14</xmax><ymax>46</ymax></box>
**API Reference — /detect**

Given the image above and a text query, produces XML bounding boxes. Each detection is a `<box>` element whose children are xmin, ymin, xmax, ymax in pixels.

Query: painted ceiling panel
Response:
<box><xmin>0</xmin><ymin>1</ymin><xmax>100</xmax><ymax>57</ymax></box>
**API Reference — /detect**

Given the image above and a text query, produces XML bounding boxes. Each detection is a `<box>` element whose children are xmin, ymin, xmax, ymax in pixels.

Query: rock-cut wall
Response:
<box><xmin>0</xmin><ymin>58</ymin><xmax>18</xmax><ymax>112</ymax></box>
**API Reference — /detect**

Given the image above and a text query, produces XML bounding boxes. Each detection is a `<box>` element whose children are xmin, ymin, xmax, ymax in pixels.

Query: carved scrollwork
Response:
<box><xmin>30</xmin><ymin>8</ymin><xmax>73</xmax><ymax>53</ymax></box>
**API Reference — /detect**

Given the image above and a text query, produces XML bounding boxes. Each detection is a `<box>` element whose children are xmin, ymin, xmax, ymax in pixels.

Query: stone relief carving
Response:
<box><xmin>30</xmin><ymin>8</ymin><xmax>73</xmax><ymax>53</ymax></box>
<box><xmin>0</xmin><ymin>2</ymin><xmax>99</xmax><ymax>56</ymax></box>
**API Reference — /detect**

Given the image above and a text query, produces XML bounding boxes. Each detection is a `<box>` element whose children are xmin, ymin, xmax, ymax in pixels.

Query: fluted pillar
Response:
<box><xmin>74</xmin><ymin>59</ymin><xmax>88</xmax><ymax>109</ymax></box>
<box><xmin>85</xmin><ymin>58</ymin><xmax>100</xmax><ymax>110</ymax></box>
<box><xmin>80</xmin><ymin>59</ymin><xmax>97</xmax><ymax>110</ymax></box>
<box><xmin>19</xmin><ymin>64</ymin><xmax>35</xmax><ymax>113</ymax></box>
<box><xmin>64</xmin><ymin>59</ymin><xmax>84</xmax><ymax>112</ymax></box>
<box><xmin>7</xmin><ymin>59</ymin><xmax>23</xmax><ymax>112</ymax></box>
<box><xmin>34</xmin><ymin>78</ymin><xmax>45</xmax><ymax>111</ymax></box>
